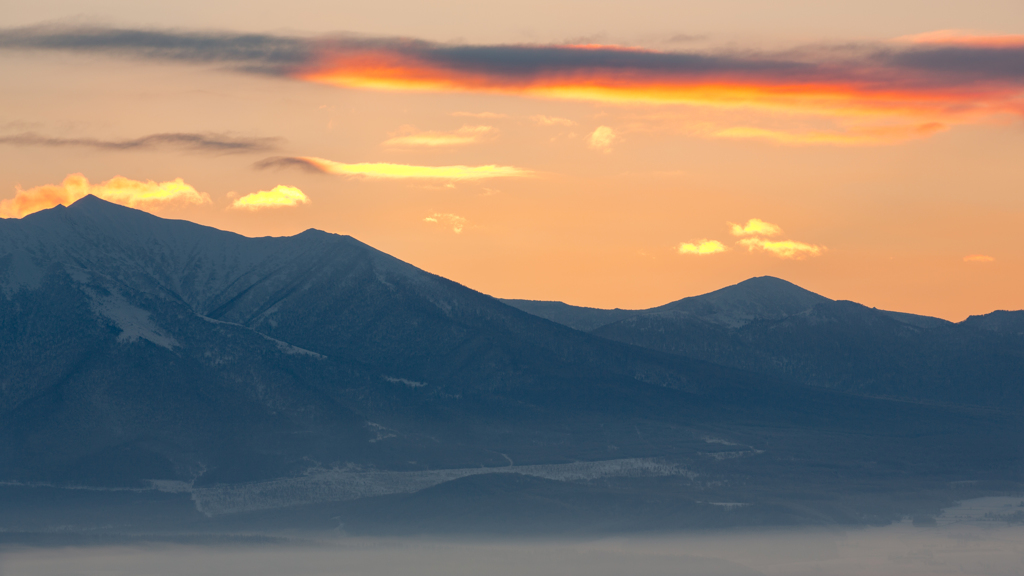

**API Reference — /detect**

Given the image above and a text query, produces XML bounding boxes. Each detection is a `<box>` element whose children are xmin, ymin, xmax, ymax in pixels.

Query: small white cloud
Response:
<box><xmin>383</xmin><ymin>125</ymin><xmax>495</xmax><ymax>147</ymax></box>
<box><xmin>677</xmin><ymin>239</ymin><xmax>727</xmax><ymax>255</ymax></box>
<box><xmin>424</xmin><ymin>212</ymin><xmax>466</xmax><ymax>233</ymax></box>
<box><xmin>588</xmin><ymin>126</ymin><xmax>616</xmax><ymax>151</ymax></box>
<box><xmin>729</xmin><ymin>218</ymin><xmax>782</xmax><ymax>237</ymax></box>
<box><xmin>230</xmin><ymin>185</ymin><xmax>310</xmax><ymax>210</ymax></box>
<box><xmin>738</xmin><ymin>238</ymin><xmax>824</xmax><ymax>259</ymax></box>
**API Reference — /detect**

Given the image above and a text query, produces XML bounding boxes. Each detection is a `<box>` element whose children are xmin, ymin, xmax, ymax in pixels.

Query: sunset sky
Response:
<box><xmin>2</xmin><ymin>0</ymin><xmax>1022</xmax><ymax>320</ymax></box>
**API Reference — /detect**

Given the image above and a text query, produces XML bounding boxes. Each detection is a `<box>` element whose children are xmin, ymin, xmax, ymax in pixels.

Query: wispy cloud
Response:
<box><xmin>738</xmin><ymin>237</ymin><xmax>824</xmax><ymax>259</ymax></box>
<box><xmin>588</xmin><ymin>126</ymin><xmax>615</xmax><ymax>151</ymax></box>
<box><xmin>382</xmin><ymin>125</ymin><xmax>495</xmax><ymax>147</ymax></box>
<box><xmin>257</xmin><ymin>156</ymin><xmax>531</xmax><ymax>180</ymax></box>
<box><xmin>721</xmin><ymin>218</ymin><xmax>824</xmax><ymax>259</ymax></box>
<box><xmin>531</xmin><ymin>115</ymin><xmax>575</xmax><ymax>126</ymax></box>
<box><xmin>254</xmin><ymin>156</ymin><xmax>327</xmax><ymax>173</ymax></box>
<box><xmin>713</xmin><ymin>123</ymin><xmax>947</xmax><ymax>146</ymax></box>
<box><xmin>5</xmin><ymin>26</ymin><xmax>1024</xmax><ymax>144</ymax></box>
<box><xmin>424</xmin><ymin>212</ymin><xmax>466</xmax><ymax>233</ymax></box>
<box><xmin>230</xmin><ymin>185</ymin><xmax>309</xmax><ymax>210</ymax></box>
<box><xmin>677</xmin><ymin>239</ymin><xmax>727</xmax><ymax>255</ymax></box>
<box><xmin>666</xmin><ymin>33</ymin><xmax>705</xmax><ymax>44</ymax></box>
<box><xmin>729</xmin><ymin>218</ymin><xmax>782</xmax><ymax>237</ymax></box>
<box><xmin>0</xmin><ymin>173</ymin><xmax>209</xmax><ymax>218</ymax></box>
<box><xmin>0</xmin><ymin>131</ymin><xmax>279</xmax><ymax>153</ymax></box>
<box><xmin>964</xmin><ymin>254</ymin><xmax>995</xmax><ymax>262</ymax></box>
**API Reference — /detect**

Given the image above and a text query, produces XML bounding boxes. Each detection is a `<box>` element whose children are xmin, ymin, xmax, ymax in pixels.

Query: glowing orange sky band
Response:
<box><xmin>298</xmin><ymin>47</ymin><xmax>1024</xmax><ymax>119</ymax></box>
<box><xmin>899</xmin><ymin>30</ymin><xmax>1024</xmax><ymax>48</ymax></box>
<box><xmin>2</xmin><ymin>26</ymin><xmax>1021</xmax><ymax>121</ymax></box>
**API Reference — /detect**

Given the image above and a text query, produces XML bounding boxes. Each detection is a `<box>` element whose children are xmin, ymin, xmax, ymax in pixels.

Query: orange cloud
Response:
<box><xmin>383</xmin><ymin>125</ymin><xmax>495</xmax><ymax>147</ymax></box>
<box><xmin>283</xmin><ymin>156</ymin><xmax>531</xmax><ymax>180</ymax></box>
<box><xmin>231</xmin><ymin>185</ymin><xmax>309</xmax><ymax>210</ymax></box>
<box><xmin>0</xmin><ymin>173</ymin><xmax>209</xmax><ymax>218</ymax></box>
<box><xmin>284</xmin><ymin>34</ymin><xmax>1024</xmax><ymax>145</ymax></box>
<box><xmin>729</xmin><ymin>218</ymin><xmax>782</xmax><ymax>237</ymax></box>
<box><xmin>9</xmin><ymin>27</ymin><xmax>1024</xmax><ymax>145</ymax></box>
<box><xmin>964</xmin><ymin>254</ymin><xmax>995</xmax><ymax>262</ymax></box>
<box><xmin>738</xmin><ymin>238</ymin><xmax>825</xmax><ymax>259</ymax></box>
<box><xmin>424</xmin><ymin>212</ymin><xmax>466</xmax><ymax>233</ymax></box>
<box><xmin>677</xmin><ymin>239</ymin><xmax>727</xmax><ymax>255</ymax></box>
<box><xmin>295</xmin><ymin>40</ymin><xmax>1024</xmax><ymax>128</ymax></box>
<box><xmin>588</xmin><ymin>126</ymin><xmax>616</xmax><ymax>151</ymax></box>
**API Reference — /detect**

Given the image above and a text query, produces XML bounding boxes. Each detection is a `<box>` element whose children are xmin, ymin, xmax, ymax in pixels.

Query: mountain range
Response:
<box><xmin>504</xmin><ymin>277</ymin><xmax>1024</xmax><ymax>409</ymax></box>
<box><xmin>1</xmin><ymin>196</ymin><xmax>1021</xmax><ymax>538</ymax></box>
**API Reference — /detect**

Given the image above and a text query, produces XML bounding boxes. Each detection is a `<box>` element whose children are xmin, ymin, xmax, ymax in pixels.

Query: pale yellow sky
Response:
<box><xmin>1</xmin><ymin>0</ymin><xmax>1022</xmax><ymax>320</ymax></box>
<box><xmin>6</xmin><ymin>0</ymin><xmax>1024</xmax><ymax>43</ymax></box>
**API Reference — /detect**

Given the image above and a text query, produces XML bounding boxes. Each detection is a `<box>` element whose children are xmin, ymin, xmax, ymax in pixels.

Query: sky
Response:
<box><xmin>1</xmin><ymin>0</ymin><xmax>1022</xmax><ymax>320</ymax></box>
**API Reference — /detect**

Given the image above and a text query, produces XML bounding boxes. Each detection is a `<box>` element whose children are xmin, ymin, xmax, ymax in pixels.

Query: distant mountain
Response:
<box><xmin>497</xmin><ymin>299</ymin><xmax>639</xmax><ymax>332</ymax></box>
<box><xmin>1</xmin><ymin>197</ymin><xmax>1021</xmax><ymax>537</ymax></box>
<box><xmin>961</xmin><ymin>310</ymin><xmax>1024</xmax><ymax>334</ymax></box>
<box><xmin>650</xmin><ymin>276</ymin><xmax>831</xmax><ymax>327</ymax></box>
<box><xmin>506</xmin><ymin>278</ymin><xmax>1024</xmax><ymax>410</ymax></box>
<box><xmin>501</xmin><ymin>276</ymin><xmax>829</xmax><ymax>332</ymax></box>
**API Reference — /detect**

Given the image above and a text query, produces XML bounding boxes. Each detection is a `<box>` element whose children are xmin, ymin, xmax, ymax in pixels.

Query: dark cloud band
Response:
<box><xmin>253</xmin><ymin>156</ymin><xmax>326</xmax><ymax>173</ymax></box>
<box><xmin>1</xmin><ymin>25</ymin><xmax>1022</xmax><ymax>96</ymax></box>
<box><xmin>0</xmin><ymin>132</ymin><xmax>280</xmax><ymax>153</ymax></box>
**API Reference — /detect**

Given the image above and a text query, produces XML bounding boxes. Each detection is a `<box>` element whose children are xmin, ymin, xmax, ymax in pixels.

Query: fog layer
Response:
<box><xmin>4</xmin><ymin>521</ymin><xmax>1023</xmax><ymax>576</ymax></box>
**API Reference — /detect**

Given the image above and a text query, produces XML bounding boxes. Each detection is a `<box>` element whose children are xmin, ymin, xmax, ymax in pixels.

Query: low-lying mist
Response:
<box><xmin>3</xmin><ymin>521</ymin><xmax>1023</xmax><ymax>576</ymax></box>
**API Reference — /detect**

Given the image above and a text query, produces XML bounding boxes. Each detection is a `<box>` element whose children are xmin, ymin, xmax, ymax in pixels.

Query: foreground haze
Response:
<box><xmin>4</xmin><ymin>518</ymin><xmax>1024</xmax><ymax>576</ymax></box>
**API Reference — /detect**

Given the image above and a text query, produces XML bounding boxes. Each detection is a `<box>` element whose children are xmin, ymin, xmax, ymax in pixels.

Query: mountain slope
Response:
<box><xmin>506</xmin><ymin>278</ymin><xmax>1024</xmax><ymax>409</ymax></box>
<box><xmin>1</xmin><ymin>197</ymin><xmax>1021</xmax><ymax>536</ymax></box>
<box><xmin>502</xmin><ymin>277</ymin><xmax>831</xmax><ymax>331</ymax></box>
<box><xmin>650</xmin><ymin>276</ymin><xmax>831</xmax><ymax>327</ymax></box>
<box><xmin>0</xmin><ymin>197</ymin><xmax>768</xmax><ymax>486</ymax></box>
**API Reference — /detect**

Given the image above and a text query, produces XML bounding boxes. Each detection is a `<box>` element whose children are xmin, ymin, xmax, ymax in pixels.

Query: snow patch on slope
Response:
<box><xmin>268</xmin><ymin>336</ymin><xmax>324</xmax><ymax>358</ymax></box>
<box><xmin>384</xmin><ymin>376</ymin><xmax>427</xmax><ymax>388</ymax></box>
<box><xmin>200</xmin><ymin>315</ymin><xmax>325</xmax><ymax>358</ymax></box>
<box><xmin>91</xmin><ymin>293</ymin><xmax>179</xmax><ymax>349</ymax></box>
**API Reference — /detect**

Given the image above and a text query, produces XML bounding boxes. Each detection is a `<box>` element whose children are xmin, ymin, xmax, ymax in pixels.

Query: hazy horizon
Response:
<box><xmin>5</xmin><ymin>515</ymin><xmax>1024</xmax><ymax>576</ymax></box>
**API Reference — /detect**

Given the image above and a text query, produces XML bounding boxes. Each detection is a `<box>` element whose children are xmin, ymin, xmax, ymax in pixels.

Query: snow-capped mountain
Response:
<box><xmin>1</xmin><ymin>196</ymin><xmax>1021</xmax><ymax>536</ymax></box>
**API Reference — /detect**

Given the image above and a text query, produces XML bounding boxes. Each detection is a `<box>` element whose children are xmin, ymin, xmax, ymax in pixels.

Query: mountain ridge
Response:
<box><xmin>501</xmin><ymin>275</ymin><xmax>974</xmax><ymax>332</ymax></box>
<box><xmin>504</xmin><ymin>279</ymin><xmax>1023</xmax><ymax>410</ymax></box>
<box><xmin>1</xmin><ymin>196</ymin><xmax>1021</xmax><ymax>537</ymax></box>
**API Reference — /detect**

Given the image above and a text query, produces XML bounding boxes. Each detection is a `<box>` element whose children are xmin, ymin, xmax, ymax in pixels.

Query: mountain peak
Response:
<box><xmin>655</xmin><ymin>275</ymin><xmax>829</xmax><ymax>327</ymax></box>
<box><xmin>65</xmin><ymin>194</ymin><xmax>156</xmax><ymax>220</ymax></box>
<box><xmin>69</xmin><ymin>193</ymin><xmax>106</xmax><ymax>206</ymax></box>
<box><xmin>715</xmin><ymin>275</ymin><xmax>824</xmax><ymax>298</ymax></box>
